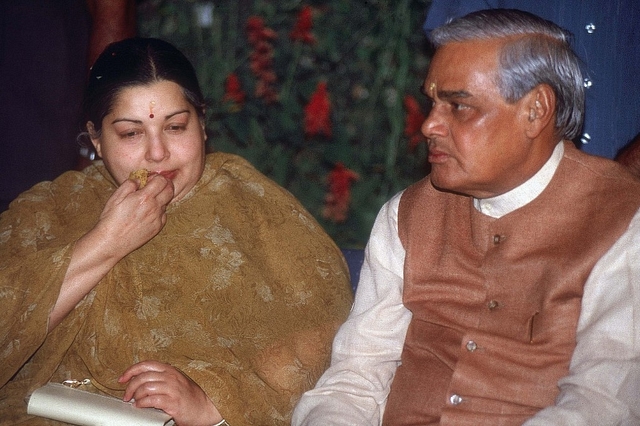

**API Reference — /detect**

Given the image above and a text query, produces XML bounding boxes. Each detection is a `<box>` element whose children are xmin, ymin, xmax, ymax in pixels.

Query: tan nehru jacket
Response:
<box><xmin>383</xmin><ymin>142</ymin><xmax>640</xmax><ymax>425</ymax></box>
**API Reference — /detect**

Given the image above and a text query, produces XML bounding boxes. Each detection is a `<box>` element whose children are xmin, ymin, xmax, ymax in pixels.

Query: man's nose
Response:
<box><xmin>421</xmin><ymin>106</ymin><xmax>448</xmax><ymax>139</ymax></box>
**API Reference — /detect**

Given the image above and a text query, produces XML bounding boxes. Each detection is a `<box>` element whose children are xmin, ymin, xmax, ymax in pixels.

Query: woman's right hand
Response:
<box><xmin>94</xmin><ymin>174</ymin><xmax>174</xmax><ymax>257</ymax></box>
<box><xmin>47</xmin><ymin>174</ymin><xmax>174</xmax><ymax>331</ymax></box>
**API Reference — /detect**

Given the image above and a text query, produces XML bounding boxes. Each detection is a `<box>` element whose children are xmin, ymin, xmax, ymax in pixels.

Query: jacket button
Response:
<box><xmin>450</xmin><ymin>394</ymin><xmax>463</xmax><ymax>405</ymax></box>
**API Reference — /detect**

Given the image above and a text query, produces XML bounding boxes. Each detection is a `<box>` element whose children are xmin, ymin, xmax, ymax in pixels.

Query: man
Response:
<box><xmin>292</xmin><ymin>9</ymin><xmax>640</xmax><ymax>425</ymax></box>
<box><xmin>423</xmin><ymin>0</ymin><xmax>640</xmax><ymax>160</ymax></box>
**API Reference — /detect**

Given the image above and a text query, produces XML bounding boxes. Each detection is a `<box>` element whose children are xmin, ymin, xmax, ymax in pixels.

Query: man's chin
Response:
<box><xmin>429</xmin><ymin>174</ymin><xmax>468</xmax><ymax>196</ymax></box>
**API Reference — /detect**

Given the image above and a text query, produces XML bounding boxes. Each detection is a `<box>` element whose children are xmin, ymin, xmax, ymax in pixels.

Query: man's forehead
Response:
<box><xmin>420</xmin><ymin>81</ymin><xmax>473</xmax><ymax>100</ymax></box>
<box><xmin>423</xmin><ymin>41</ymin><xmax>502</xmax><ymax>98</ymax></box>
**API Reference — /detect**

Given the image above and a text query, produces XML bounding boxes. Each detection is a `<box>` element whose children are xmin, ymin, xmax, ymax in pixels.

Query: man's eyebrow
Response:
<box><xmin>418</xmin><ymin>86</ymin><xmax>472</xmax><ymax>100</ymax></box>
<box><xmin>437</xmin><ymin>90</ymin><xmax>472</xmax><ymax>100</ymax></box>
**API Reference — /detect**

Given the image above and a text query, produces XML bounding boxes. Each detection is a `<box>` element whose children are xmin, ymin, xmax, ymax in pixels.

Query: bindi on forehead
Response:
<box><xmin>419</xmin><ymin>82</ymin><xmax>437</xmax><ymax>99</ymax></box>
<box><xmin>149</xmin><ymin>101</ymin><xmax>156</xmax><ymax>118</ymax></box>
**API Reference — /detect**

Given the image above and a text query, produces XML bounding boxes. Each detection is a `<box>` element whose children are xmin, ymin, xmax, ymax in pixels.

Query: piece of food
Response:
<box><xmin>129</xmin><ymin>169</ymin><xmax>149</xmax><ymax>188</ymax></box>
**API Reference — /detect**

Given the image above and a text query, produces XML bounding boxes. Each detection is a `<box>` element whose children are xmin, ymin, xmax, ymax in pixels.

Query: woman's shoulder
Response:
<box><xmin>1</xmin><ymin>164</ymin><xmax>114</xmax><ymax>228</ymax></box>
<box><xmin>206</xmin><ymin>151</ymin><xmax>261</xmax><ymax>176</ymax></box>
<box><xmin>201</xmin><ymin>151</ymin><xmax>321</xmax><ymax>224</ymax></box>
<box><xmin>204</xmin><ymin>152</ymin><xmax>289</xmax><ymax>195</ymax></box>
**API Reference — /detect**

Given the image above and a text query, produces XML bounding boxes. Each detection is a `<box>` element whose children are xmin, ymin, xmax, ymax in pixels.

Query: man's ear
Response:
<box><xmin>86</xmin><ymin>121</ymin><xmax>103</xmax><ymax>158</ymax></box>
<box><xmin>523</xmin><ymin>84</ymin><xmax>556</xmax><ymax>139</ymax></box>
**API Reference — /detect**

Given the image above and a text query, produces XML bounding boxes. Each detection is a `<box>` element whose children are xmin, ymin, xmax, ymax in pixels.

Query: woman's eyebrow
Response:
<box><xmin>165</xmin><ymin>109</ymin><xmax>190</xmax><ymax>119</ymax></box>
<box><xmin>110</xmin><ymin>109</ymin><xmax>191</xmax><ymax>124</ymax></box>
<box><xmin>111</xmin><ymin>118</ymin><xmax>142</xmax><ymax>125</ymax></box>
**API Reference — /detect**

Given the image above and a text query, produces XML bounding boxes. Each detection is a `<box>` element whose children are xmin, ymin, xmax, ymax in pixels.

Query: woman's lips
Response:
<box><xmin>151</xmin><ymin>170</ymin><xmax>178</xmax><ymax>180</ymax></box>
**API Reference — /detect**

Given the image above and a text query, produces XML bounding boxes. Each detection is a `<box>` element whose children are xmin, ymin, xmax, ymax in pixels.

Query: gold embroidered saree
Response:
<box><xmin>0</xmin><ymin>152</ymin><xmax>353</xmax><ymax>425</ymax></box>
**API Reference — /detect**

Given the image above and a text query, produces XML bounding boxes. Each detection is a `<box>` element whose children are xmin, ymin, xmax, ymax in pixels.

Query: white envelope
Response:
<box><xmin>27</xmin><ymin>382</ymin><xmax>174</xmax><ymax>426</ymax></box>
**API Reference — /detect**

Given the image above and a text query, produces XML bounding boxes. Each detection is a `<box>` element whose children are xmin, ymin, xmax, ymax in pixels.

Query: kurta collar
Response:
<box><xmin>474</xmin><ymin>141</ymin><xmax>564</xmax><ymax>218</ymax></box>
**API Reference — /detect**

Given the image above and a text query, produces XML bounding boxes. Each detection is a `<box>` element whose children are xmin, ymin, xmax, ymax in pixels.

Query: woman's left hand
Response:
<box><xmin>119</xmin><ymin>360</ymin><xmax>223</xmax><ymax>426</ymax></box>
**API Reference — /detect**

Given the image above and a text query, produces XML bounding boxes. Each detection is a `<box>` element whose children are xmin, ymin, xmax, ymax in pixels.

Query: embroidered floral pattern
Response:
<box><xmin>0</xmin><ymin>153</ymin><xmax>353</xmax><ymax>425</ymax></box>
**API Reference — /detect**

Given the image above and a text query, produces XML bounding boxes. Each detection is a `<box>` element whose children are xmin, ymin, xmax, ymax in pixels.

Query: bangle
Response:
<box><xmin>212</xmin><ymin>420</ymin><xmax>229</xmax><ymax>426</ymax></box>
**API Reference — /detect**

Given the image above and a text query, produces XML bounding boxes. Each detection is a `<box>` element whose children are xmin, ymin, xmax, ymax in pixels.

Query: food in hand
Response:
<box><xmin>129</xmin><ymin>169</ymin><xmax>149</xmax><ymax>188</ymax></box>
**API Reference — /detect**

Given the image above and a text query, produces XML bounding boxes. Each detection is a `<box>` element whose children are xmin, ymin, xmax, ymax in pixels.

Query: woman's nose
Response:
<box><xmin>146</xmin><ymin>133</ymin><xmax>169</xmax><ymax>162</ymax></box>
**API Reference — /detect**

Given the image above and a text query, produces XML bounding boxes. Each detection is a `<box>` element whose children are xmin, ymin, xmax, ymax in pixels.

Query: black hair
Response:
<box><xmin>83</xmin><ymin>37</ymin><xmax>206</xmax><ymax>135</ymax></box>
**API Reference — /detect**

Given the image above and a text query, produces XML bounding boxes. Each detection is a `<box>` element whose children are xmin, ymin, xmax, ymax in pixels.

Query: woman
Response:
<box><xmin>0</xmin><ymin>38</ymin><xmax>353</xmax><ymax>425</ymax></box>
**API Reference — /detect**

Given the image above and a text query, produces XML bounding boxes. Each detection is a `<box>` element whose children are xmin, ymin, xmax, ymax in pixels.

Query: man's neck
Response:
<box><xmin>474</xmin><ymin>141</ymin><xmax>565</xmax><ymax>218</ymax></box>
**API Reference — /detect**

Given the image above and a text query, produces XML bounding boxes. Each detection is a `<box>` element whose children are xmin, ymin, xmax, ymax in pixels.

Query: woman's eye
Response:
<box><xmin>120</xmin><ymin>130</ymin><xmax>142</xmax><ymax>139</ymax></box>
<box><xmin>166</xmin><ymin>124</ymin><xmax>187</xmax><ymax>132</ymax></box>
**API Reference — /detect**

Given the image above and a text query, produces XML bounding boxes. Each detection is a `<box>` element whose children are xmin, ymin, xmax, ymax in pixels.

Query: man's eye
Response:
<box><xmin>452</xmin><ymin>102</ymin><xmax>469</xmax><ymax>111</ymax></box>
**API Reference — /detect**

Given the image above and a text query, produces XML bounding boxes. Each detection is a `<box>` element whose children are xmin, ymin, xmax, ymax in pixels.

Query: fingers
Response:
<box><xmin>111</xmin><ymin>178</ymin><xmax>139</xmax><ymax>203</ymax></box>
<box><xmin>96</xmin><ymin>175</ymin><xmax>174</xmax><ymax>255</ymax></box>
<box><xmin>119</xmin><ymin>361</ymin><xmax>167</xmax><ymax>401</ymax></box>
<box><xmin>131</xmin><ymin>173</ymin><xmax>175</xmax><ymax>203</ymax></box>
<box><xmin>118</xmin><ymin>361</ymin><xmax>223</xmax><ymax>425</ymax></box>
<box><xmin>119</xmin><ymin>360</ymin><xmax>166</xmax><ymax>384</ymax></box>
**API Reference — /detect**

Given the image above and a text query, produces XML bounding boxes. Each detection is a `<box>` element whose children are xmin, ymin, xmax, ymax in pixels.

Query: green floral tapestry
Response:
<box><xmin>138</xmin><ymin>0</ymin><xmax>432</xmax><ymax>247</ymax></box>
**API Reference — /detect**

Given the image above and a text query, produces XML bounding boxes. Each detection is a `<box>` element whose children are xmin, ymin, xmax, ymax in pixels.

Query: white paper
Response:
<box><xmin>27</xmin><ymin>383</ymin><xmax>174</xmax><ymax>426</ymax></box>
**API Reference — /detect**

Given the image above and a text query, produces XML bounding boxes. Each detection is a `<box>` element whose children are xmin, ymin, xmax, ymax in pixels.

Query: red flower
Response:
<box><xmin>246</xmin><ymin>16</ymin><xmax>279</xmax><ymax>103</ymax></box>
<box><xmin>304</xmin><ymin>81</ymin><xmax>332</xmax><ymax>138</ymax></box>
<box><xmin>322</xmin><ymin>163</ymin><xmax>360</xmax><ymax>223</ymax></box>
<box><xmin>249</xmin><ymin>42</ymin><xmax>274</xmax><ymax>75</ymax></box>
<box><xmin>403</xmin><ymin>95</ymin><xmax>426</xmax><ymax>151</ymax></box>
<box><xmin>222</xmin><ymin>73</ymin><xmax>246</xmax><ymax>109</ymax></box>
<box><xmin>246</xmin><ymin>16</ymin><xmax>277</xmax><ymax>45</ymax></box>
<box><xmin>290</xmin><ymin>6</ymin><xmax>316</xmax><ymax>45</ymax></box>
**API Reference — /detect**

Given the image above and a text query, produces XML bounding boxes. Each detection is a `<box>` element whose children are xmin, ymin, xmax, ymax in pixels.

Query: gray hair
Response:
<box><xmin>430</xmin><ymin>9</ymin><xmax>584</xmax><ymax>140</ymax></box>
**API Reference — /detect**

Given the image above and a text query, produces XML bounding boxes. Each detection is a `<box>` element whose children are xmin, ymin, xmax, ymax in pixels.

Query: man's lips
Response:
<box><xmin>427</xmin><ymin>148</ymin><xmax>449</xmax><ymax>163</ymax></box>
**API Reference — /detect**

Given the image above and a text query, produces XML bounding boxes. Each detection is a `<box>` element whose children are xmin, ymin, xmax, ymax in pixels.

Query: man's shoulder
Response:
<box><xmin>563</xmin><ymin>143</ymin><xmax>640</xmax><ymax>190</ymax></box>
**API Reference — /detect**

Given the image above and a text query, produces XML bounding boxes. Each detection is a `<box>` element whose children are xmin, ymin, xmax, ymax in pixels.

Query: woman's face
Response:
<box><xmin>89</xmin><ymin>80</ymin><xmax>206</xmax><ymax>203</ymax></box>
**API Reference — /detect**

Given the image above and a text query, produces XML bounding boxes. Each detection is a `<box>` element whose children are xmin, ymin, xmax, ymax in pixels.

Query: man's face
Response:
<box><xmin>421</xmin><ymin>38</ymin><xmax>541</xmax><ymax>199</ymax></box>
